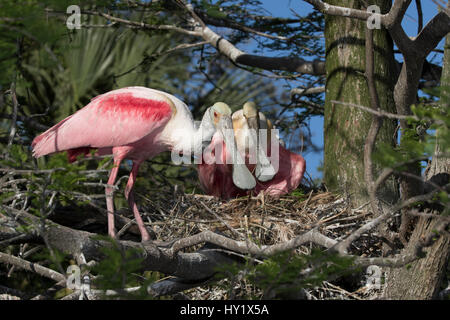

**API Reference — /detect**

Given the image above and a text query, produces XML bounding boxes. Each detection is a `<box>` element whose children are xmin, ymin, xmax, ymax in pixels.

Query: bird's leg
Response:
<box><xmin>106</xmin><ymin>158</ymin><xmax>122</xmax><ymax>239</ymax></box>
<box><xmin>125</xmin><ymin>161</ymin><xmax>151</xmax><ymax>242</ymax></box>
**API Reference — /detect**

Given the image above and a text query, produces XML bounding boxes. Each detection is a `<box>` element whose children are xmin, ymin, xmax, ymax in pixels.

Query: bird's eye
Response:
<box><xmin>214</xmin><ymin>111</ymin><xmax>218</xmax><ymax>118</ymax></box>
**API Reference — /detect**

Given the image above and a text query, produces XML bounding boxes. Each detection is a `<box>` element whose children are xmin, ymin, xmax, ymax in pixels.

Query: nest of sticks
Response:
<box><xmin>0</xmin><ymin>159</ymin><xmax>385</xmax><ymax>300</ymax></box>
<box><xmin>133</xmin><ymin>184</ymin><xmax>384</xmax><ymax>300</ymax></box>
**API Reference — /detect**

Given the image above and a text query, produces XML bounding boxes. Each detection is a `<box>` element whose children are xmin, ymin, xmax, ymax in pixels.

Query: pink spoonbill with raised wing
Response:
<box><xmin>32</xmin><ymin>87</ymin><xmax>257</xmax><ymax>241</ymax></box>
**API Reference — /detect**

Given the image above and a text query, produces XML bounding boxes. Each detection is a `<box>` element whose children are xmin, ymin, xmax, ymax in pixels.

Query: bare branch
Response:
<box><xmin>199</xmin><ymin>201</ymin><xmax>244</xmax><ymax>239</ymax></box>
<box><xmin>414</xmin><ymin>11</ymin><xmax>450</xmax><ymax>58</ymax></box>
<box><xmin>44</xmin><ymin>8</ymin><xmax>202</xmax><ymax>36</ymax></box>
<box><xmin>374</xmin><ymin>156</ymin><xmax>430</xmax><ymax>192</ymax></box>
<box><xmin>333</xmin><ymin>187</ymin><xmax>446</xmax><ymax>254</ymax></box>
<box><xmin>170</xmin><ymin>228</ymin><xmax>337</xmax><ymax>256</ymax></box>
<box><xmin>198</xmin><ymin>24</ymin><xmax>325</xmax><ymax>74</ymax></box>
<box><xmin>6</xmin><ymin>82</ymin><xmax>19</xmax><ymax>149</ymax></box>
<box><xmin>330</xmin><ymin>100</ymin><xmax>446</xmax><ymax>126</ymax></box>
<box><xmin>174</xmin><ymin>1</ymin><xmax>326</xmax><ymax>75</ymax></box>
<box><xmin>0</xmin><ymin>113</ymin><xmax>49</xmax><ymax>131</ymax></box>
<box><xmin>304</xmin><ymin>0</ymin><xmax>372</xmax><ymax>21</ymax></box>
<box><xmin>0</xmin><ymin>252</ymin><xmax>65</xmax><ymax>283</ymax></box>
<box><xmin>193</xmin><ymin>8</ymin><xmax>296</xmax><ymax>42</ymax></box>
<box><xmin>290</xmin><ymin>86</ymin><xmax>325</xmax><ymax>97</ymax></box>
<box><xmin>415</xmin><ymin>0</ymin><xmax>423</xmax><ymax>34</ymax></box>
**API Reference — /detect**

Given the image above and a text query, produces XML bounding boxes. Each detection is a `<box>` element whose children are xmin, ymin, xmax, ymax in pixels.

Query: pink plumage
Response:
<box><xmin>31</xmin><ymin>87</ymin><xmax>195</xmax><ymax>242</ymax></box>
<box><xmin>32</xmin><ymin>89</ymin><xmax>173</xmax><ymax>161</ymax></box>
<box><xmin>198</xmin><ymin>132</ymin><xmax>306</xmax><ymax>199</ymax></box>
<box><xmin>198</xmin><ymin>132</ymin><xmax>242</xmax><ymax>199</ymax></box>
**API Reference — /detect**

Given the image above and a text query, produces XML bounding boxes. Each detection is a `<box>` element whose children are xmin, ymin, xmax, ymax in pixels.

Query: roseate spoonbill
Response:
<box><xmin>31</xmin><ymin>87</ymin><xmax>256</xmax><ymax>241</ymax></box>
<box><xmin>198</xmin><ymin>102</ymin><xmax>306</xmax><ymax>199</ymax></box>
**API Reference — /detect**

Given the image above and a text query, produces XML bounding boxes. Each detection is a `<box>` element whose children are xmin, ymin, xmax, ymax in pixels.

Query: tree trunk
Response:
<box><xmin>383</xmin><ymin>28</ymin><xmax>450</xmax><ymax>300</ymax></box>
<box><xmin>323</xmin><ymin>0</ymin><xmax>399</xmax><ymax>206</ymax></box>
<box><xmin>383</xmin><ymin>216</ymin><xmax>449</xmax><ymax>299</ymax></box>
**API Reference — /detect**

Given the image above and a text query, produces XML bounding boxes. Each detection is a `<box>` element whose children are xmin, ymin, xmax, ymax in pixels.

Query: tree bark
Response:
<box><xmin>383</xmin><ymin>27</ymin><xmax>450</xmax><ymax>300</ymax></box>
<box><xmin>323</xmin><ymin>0</ymin><xmax>399</xmax><ymax>207</ymax></box>
<box><xmin>383</xmin><ymin>215</ymin><xmax>449</xmax><ymax>299</ymax></box>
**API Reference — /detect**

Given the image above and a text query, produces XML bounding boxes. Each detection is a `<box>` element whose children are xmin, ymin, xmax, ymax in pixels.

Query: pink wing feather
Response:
<box><xmin>32</xmin><ymin>88</ymin><xmax>173</xmax><ymax>159</ymax></box>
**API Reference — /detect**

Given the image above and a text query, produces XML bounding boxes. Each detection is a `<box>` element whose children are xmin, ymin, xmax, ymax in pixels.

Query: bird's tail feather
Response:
<box><xmin>31</xmin><ymin>115</ymin><xmax>74</xmax><ymax>158</ymax></box>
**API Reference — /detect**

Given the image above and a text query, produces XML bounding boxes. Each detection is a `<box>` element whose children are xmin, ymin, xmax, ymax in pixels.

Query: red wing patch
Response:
<box><xmin>31</xmin><ymin>89</ymin><xmax>175</xmax><ymax>158</ymax></box>
<box><xmin>96</xmin><ymin>92</ymin><xmax>172</xmax><ymax>122</ymax></box>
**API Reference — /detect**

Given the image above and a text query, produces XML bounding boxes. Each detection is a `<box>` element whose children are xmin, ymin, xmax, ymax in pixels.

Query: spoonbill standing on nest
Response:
<box><xmin>198</xmin><ymin>102</ymin><xmax>306</xmax><ymax>199</ymax></box>
<box><xmin>31</xmin><ymin>87</ymin><xmax>257</xmax><ymax>241</ymax></box>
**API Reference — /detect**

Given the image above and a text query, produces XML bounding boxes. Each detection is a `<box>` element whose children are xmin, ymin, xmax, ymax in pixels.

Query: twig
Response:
<box><xmin>6</xmin><ymin>81</ymin><xmax>19</xmax><ymax>149</ymax></box>
<box><xmin>330</xmin><ymin>100</ymin><xmax>445</xmax><ymax>126</ymax></box>
<box><xmin>415</xmin><ymin>0</ymin><xmax>423</xmax><ymax>34</ymax></box>
<box><xmin>374</xmin><ymin>156</ymin><xmax>430</xmax><ymax>192</ymax></box>
<box><xmin>290</xmin><ymin>86</ymin><xmax>325</xmax><ymax>97</ymax></box>
<box><xmin>116</xmin><ymin>218</ymin><xmax>136</xmax><ymax>238</ymax></box>
<box><xmin>169</xmin><ymin>228</ymin><xmax>337</xmax><ymax>256</ymax></box>
<box><xmin>0</xmin><ymin>252</ymin><xmax>65</xmax><ymax>282</ymax></box>
<box><xmin>407</xmin><ymin>209</ymin><xmax>450</xmax><ymax>222</ymax></box>
<box><xmin>0</xmin><ymin>234</ymin><xmax>31</xmax><ymax>249</ymax></box>
<box><xmin>199</xmin><ymin>201</ymin><xmax>244</xmax><ymax>239</ymax></box>
<box><xmin>333</xmin><ymin>187</ymin><xmax>446</xmax><ymax>254</ymax></box>
<box><xmin>81</xmin><ymin>9</ymin><xmax>201</xmax><ymax>36</ymax></box>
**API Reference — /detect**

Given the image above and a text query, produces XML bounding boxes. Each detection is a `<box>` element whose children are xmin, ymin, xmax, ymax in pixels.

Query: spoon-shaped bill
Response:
<box><xmin>217</xmin><ymin>115</ymin><xmax>256</xmax><ymax>190</ymax></box>
<box><xmin>243</xmin><ymin>102</ymin><xmax>276</xmax><ymax>182</ymax></box>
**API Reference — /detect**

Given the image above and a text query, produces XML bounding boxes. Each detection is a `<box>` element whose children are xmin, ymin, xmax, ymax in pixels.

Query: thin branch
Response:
<box><xmin>0</xmin><ymin>113</ymin><xmax>49</xmax><ymax>131</ymax></box>
<box><xmin>45</xmin><ymin>8</ymin><xmax>201</xmax><ymax>37</ymax></box>
<box><xmin>6</xmin><ymin>81</ymin><xmax>19</xmax><ymax>149</ymax></box>
<box><xmin>199</xmin><ymin>201</ymin><xmax>244</xmax><ymax>239</ymax></box>
<box><xmin>175</xmin><ymin>1</ymin><xmax>326</xmax><ymax>75</ymax></box>
<box><xmin>290</xmin><ymin>86</ymin><xmax>325</xmax><ymax>97</ymax></box>
<box><xmin>407</xmin><ymin>209</ymin><xmax>450</xmax><ymax>222</ymax></box>
<box><xmin>79</xmin><ymin>22</ymin><xmax>118</xmax><ymax>29</ymax></box>
<box><xmin>374</xmin><ymin>156</ymin><xmax>430</xmax><ymax>192</ymax></box>
<box><xmin>0</xmin><ymin>24</ymin><xmax>63</xmax><ymax>72</ymax></box>
<box><xmin>0</xmin><ymin>252</ymin><xmax>65</xmax><ymax>283</ymax></box>
<box><xmin>0</xmin><ymin>168</ymin><xmax>110</xmax><ymax>175</ymax></box>
<box><xmin>169</xmin><ymin>228</ymin><xmax>337</xmax><ymax>257</ymax></box>
<box><xmin>304</xmin><ymin>0</ymin><xmax>372</xmax><ymax>21</ymax></box>
<box><xmin>415</xmin><ymin>0</ymin><xmax>423</xmax><ymax>34</ymax></box>
<box><xmin>414</xmin><ymin>11</ymin><xmax>450</xmax><ymax>59</ymax></box>
<box><xmin>193</xmin><ymin>8</ymin><xmax>296</xmax><ymax>42</ymax></box>
<box><xmin>333</xmin><ymin>187</ymin><xmax>445</xmax><ymax>254</ymax></box>
<box><xmin>0</xmin><ymin>285</ymin><xmax>26</xmax><ymax>298</ymax></box>
<box><xmin>330</xmin><ymin>100</ymin><xmax>446</xmax><ymax>126</ymax></box>
<box><xmin>0</xmin><ymin>234</ymin><xmax>31</xmax><ymax>248</ymax></box>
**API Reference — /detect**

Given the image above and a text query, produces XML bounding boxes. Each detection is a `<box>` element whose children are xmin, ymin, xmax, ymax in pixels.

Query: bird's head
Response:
<box><xmin>202</xmin><ymin>102</ymin><xmax>256</xmax><ymax>190</ymax></box>
<box><xmin>243</xmin><ymin>101</ymin><xmax>258</xmax><ymax>118</ymax></box>
<box><xmin>209</xmin><ymin>102</ymin><xmax>232</xmax><ymax>127</ymax></box>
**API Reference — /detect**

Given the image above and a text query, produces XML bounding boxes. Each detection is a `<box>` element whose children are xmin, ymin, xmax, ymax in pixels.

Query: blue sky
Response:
<box><xmin>245</xmin><ymin>0</ymin><xmax>445</xmax><ymax>181</ymax></box>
